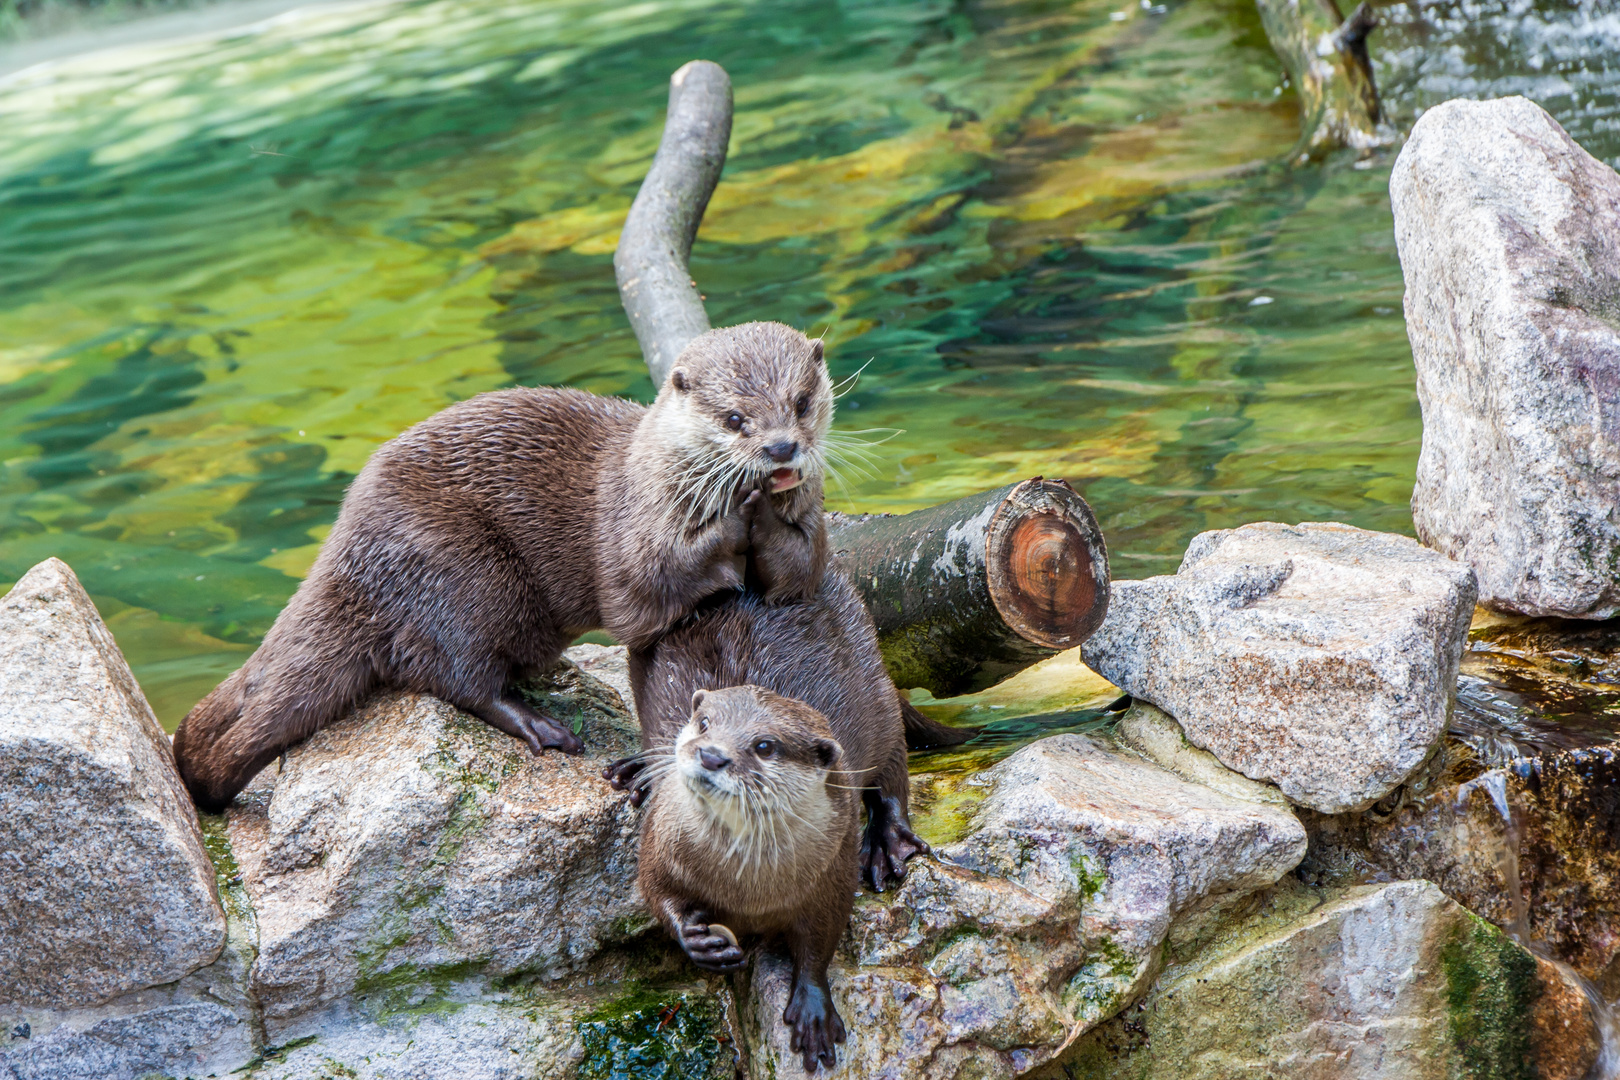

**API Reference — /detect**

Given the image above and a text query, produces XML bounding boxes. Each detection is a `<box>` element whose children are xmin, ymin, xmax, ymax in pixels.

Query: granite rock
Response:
<box><xmin>226</xmin><ymin>659</ymin><xmax>647</xmax><ymax>1034</ymax></box>
<box><xmin>1393</xmin><ymin>96</ymin><xmax>1620</xmax><ymax>619</ymax></box>
<box><xmin>1082</xmin><ymin>522</ymin><xmax>1477</xmax><ymax>814</ymax></box>
<box><xmin>0</xmin><ymin>558</ymin><xmax>225</xmax><ymax>1009</ymax></box>
<box><xmin>1066</xmin><ymin>878</ymin><xmax>1600</xmax><ymax>1080</ymax></box>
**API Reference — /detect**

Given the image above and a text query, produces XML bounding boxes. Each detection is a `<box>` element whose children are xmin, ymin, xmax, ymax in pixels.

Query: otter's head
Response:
<box><xmin>673</xmin><ymin>686</ymin><xmax>841</xmax><ymax>859</ymax></box>
<box><xmin>659</xmin><ymin>321</ymin><xmax>832</xmax><ymax>498</ymax></box>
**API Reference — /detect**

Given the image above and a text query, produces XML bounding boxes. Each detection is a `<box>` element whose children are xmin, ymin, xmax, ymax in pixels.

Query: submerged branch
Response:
<box><xmin>614</xmin><ymin>60</ymin><xmax>732</xmax><ymax>387</ymax></box>
<box><xmin>1256</xmin><ymin>0</ymin><xmax>1390</xmax><ymax>157</ymax></box>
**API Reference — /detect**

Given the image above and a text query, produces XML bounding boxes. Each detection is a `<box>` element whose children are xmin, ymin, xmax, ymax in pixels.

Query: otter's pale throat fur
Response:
<box><xmin>173</xmin><ymin>321</ymin><xmax>831</xmax><ymax>813</ymax></box>
<box><xmin>636</xmin><ymin>686</ymin><xmax>858</xmax><ymax>1074</ymax></box>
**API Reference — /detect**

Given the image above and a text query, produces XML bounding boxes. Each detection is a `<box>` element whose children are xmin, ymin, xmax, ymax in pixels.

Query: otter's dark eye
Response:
<box><xmin>698</xmin><ymin>716</ymin><xmax>709</xmax><ymax>733</ymax></box>
<box><xmin>754</xmin><ymin>739</ymin><xmax>775</xmax><ymax>757</ymax></box>
<box><xmin>795</xmin><ymin>393</ymin><xmax>810</xmax><ymax>418</ymax></box>
<box><xmin>725</xmin><ymin>413</ymin><xmax>744</xmax><ymax>432</ymax></box>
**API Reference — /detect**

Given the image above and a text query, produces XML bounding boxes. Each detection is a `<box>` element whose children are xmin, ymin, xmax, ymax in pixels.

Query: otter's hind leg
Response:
<box><xmin>782</xmin><ymin>900</ymin><xmax>850</xmax><ymax>1072</ymax></box>
<box><xmin>859</xmin><ymin>751</ymin><xmax>930</xmax><ymax>892</ymax></box>
<box><xmin>181</xmin><ymin>618</ymin><xmax>380</xmax><ymax>812</ymax></box>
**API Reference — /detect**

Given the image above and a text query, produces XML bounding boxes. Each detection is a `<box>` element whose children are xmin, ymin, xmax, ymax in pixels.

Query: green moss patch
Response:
<box><xmin>1441</xmin><ymin>915</ymin><xmax>1539</xmax><ymax>1080</ymax></box>
<box><xmin>576</xmin><ymin>986</ymin><xmax>731</xmax><ymax>1080</ymax></box>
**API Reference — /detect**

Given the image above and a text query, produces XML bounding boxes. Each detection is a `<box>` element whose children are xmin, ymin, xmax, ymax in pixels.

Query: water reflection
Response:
<box><xmin>0</xmin><ymin>0</ymin><xmax>1614</xmax><ymax>734</ymax></box>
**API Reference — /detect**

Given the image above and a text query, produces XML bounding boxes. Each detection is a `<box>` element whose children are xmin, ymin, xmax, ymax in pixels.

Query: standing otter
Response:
<box><xmin>605</xmin><ymin>570</ymin><xmax>933</xmax><ymax>1072</ymax></box>
<box><xmin>174</xmin><ymin>322</ymin><xmax>831</xmax><ymax>813</ymax></box>
<box><xmin>598</xmin><ymin>321</ymin><xmax>829</xmax><ymax>647</ymax></box>
<box><xmin>634</xmin><ymin>685</ymin><xmax>859</xmax><ymax>1074</ymax></box>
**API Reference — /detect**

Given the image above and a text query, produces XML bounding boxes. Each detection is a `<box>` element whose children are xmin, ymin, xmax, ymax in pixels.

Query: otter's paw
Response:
<box><xmin>678</xmin><ymin>913</ymin><xmax>746</xmax><ymax>972</ymax></box>
<box><xmin>737</xmin><ymin>486</ymin><xmax>765</xmax><ymax>527</ymax></box>
<box><xmin>784</xmin><ymin>980</ymin><xmax>845</xmax><ymax>1073</ymax></box>
<box><xmin>860</xmin><ymin>810</ymin><xmax>930</xmax><ymax>893</ymax></box>
<box><xmin>602</xmin><ymin>757</ymin><xmax>652</xmax><ymax>807</ymax></box>
<box><xmin>527</xmin><ymin>712</ymin><xmax>584</xmax><ymax>756</ymax></box>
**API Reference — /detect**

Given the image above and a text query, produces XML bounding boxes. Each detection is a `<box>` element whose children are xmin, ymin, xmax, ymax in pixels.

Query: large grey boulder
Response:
<box><xmin>1393</xmin><ymin>96</ymin><xmax>1620</xmax><ymax>620</ymax></box>
<box><xmin>740</xmin><ymin>726</ymin><xmax>1306</xmax><ymax>1078</ymax></box>
<box><xmin>0</xmin><ymin>558</ymin><xmax>225</xmax><ymax>1009</ymax></box>
<box><xmin>226</xmin><ymin>658</ymin><xmax>649</xmax><ymax>1035</ymax></box>
<box><xmin>1066</xmin><ymin>879</ymin><xmax>1601</xmax><ymax>1080</ymax></box>
<box><xmin>0</xmin><ymin>841</ymin><xmax>260</xmax><ymax>1079</ymax></box>
<box><xmin>1082</xmin><ymin>522</ymin><xmax>1477</xmax><ymax>814</ymax></box>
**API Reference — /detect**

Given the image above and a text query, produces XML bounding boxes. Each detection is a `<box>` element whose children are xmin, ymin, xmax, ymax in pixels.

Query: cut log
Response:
<box><xmin>613</xmin><ymin>64</ymin><xmax>1113</xmax><ymax>707</ymax></box>
<box><xmin>1255</xmin><ymin>0</ymin><xmax>1389</xmax><ymax>157</ymax></box>
<box><xmin>829</xmin><ymin>479</ymin><xmax>1110</xmax><ymax>697</ymax></box>
<box><xmin>614</xmin><ymin>60</ymin><xmax>732</xmax><ymax>387</ymax></box>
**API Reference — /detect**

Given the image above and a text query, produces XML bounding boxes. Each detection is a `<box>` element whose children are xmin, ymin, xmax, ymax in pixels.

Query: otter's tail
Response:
<box><xmin>173</xmin><ymin>629</ymin><xmax>376</xmax><ymax>814</ymax></box>
<box><xmin>898</xmin><ymin>693</ymin><xmax>977</xmax><ymax>750</ymax></box>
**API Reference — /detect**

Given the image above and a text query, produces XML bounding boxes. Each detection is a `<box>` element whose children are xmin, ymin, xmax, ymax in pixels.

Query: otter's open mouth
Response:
<box><xmin>769</xmin><ymin>468</ymin><xmax>801</xmax><ymax>493</ymax></box>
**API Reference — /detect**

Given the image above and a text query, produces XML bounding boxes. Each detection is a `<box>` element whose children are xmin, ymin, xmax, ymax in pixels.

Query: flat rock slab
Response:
<box><xmin>226</xmin><ymin>659</ymin><xmax>647</xmax><ymax>1033</ymax></box>
<box><xmin>741</xmin><ymin>730</ymin><xmax>1306</xmax><ymax>1077</ymax></box>
<box><xmin>0</xmin><ymin>558</ymin><xmax>224</xmax><ymax>1008</ymax></box>
<box><xmin>1083</xmin><ymin>522</ymin><xmax>1477</xmax><ymax>814</ymax></box>
<box><xmin>1393</xmin><ymin>95</ymin><xmax>1620</xmax><ymax>620</ymax></box>
<box><xmin>1067</xmin><ymin>879</ymin><xmax>1600</xmax><ymax>1080</ymax></box>
<box><xmin>240</xmin><ymin>980</ymin><xmax>731</xmax><ymax>1080</ymax></box>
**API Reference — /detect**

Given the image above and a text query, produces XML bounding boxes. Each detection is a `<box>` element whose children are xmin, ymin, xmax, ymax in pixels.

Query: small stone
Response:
<box><xmin>0</xmin><ymin>559</ymin><xmax>225</xmax><ymax>1008</ymax></box>
<box><xmin>1083</xmin><ymin>522</ymin><xmax>1477</xmax><ymax>814</ymax></box>
<box><xmin>1393</xmin><ymin>95</ymin><xmax>1620</xmax><ymax>619</ymax></box>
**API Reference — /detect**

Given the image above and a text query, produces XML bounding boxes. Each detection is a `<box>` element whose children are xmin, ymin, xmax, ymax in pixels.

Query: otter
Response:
<box><xmin>174</xmin><ymin>322</ymin><xmax>831</xmax><ymax>813</ymax></box>
<box><xmin>605</xmin><ymin>571</ymin><xmax>934</xmax><ymax>1072</ymax></box>
<box><xmin>634</xmin><ymin>685</ymin><xmax>859</xmax><ymax>1074</ymax></box>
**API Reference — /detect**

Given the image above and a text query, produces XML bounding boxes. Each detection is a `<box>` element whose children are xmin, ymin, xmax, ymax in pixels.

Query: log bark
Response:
<box><xmin>1256</xmin><ymin>0</ymin><xmax>1389</xmax><ymax>156</ymax></box>
<box><xmin>614</xmin><ymin>64</ymin><xmax>1113</xmax><ymax>709</ymax></box>
<box><xmin>829</xmin><ymin>479</ymin><xmax>1110</xmax><ymax>697</ymax></box>
<box><xmin>614</xmin><ymin>60</ymin><xmax>732</xmax><ymax>387</ymax></box>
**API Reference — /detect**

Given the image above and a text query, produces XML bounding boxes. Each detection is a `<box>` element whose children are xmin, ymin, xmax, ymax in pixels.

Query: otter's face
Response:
<box><xmin>674</xmin><ymin>687</ymin><xmax>840</xmax><ymax>827</ymax></box>
<box><xmin>663</xmin><ymin>322</ymin><xmax>833</xmax><ymax>496</ymax></box>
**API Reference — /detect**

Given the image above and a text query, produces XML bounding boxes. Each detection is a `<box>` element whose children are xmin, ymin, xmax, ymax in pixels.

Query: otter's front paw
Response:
<box><xmin>860</xmin><ymin>804</ymin><xmax>930</xmax><ymax>893</ymax></box>
<box><xmin>678</xmin><ymin>912</ymin><xmax>746</xmax><ymax>972</ymax></box>
<box><xmin>602</xmin><ymin>757</ymin><xmax>652</xmax><ymax>807</ymax></box>
<box><xmin>784</xmin><ymin>980</ymin><xmax>845</xmax><ymax>1073</ymax></box>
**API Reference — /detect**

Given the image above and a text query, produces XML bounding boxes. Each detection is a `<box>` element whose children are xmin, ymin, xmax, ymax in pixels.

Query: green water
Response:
<box><xmin>0</xmin><ymin>0</ymin><xmax>1613</xmax><ymax>728</ymax></box>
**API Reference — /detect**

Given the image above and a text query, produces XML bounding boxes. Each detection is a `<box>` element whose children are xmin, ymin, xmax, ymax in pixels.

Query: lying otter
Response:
<box><xmin>174</xmin><ymin>322</ymin><xmax>831</xmax><ymax>813</ymax></box>
<box><xmin>606</xmin><ymin>570</ymin><xmax>934</xmax><ymax>1072</ymax></box>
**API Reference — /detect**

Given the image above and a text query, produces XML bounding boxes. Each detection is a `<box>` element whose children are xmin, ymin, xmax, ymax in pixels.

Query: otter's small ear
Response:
<box><xmin>690</xmin><ymin>689</ymin><xmax>707</xmax><ymax>713</ymax></box>
<box><xmin>808</xmin><ymin>340</ymin><xmax>824</xmax><ymax>366</ymax></box>
<box><xmin>815</xmin><ymin>738</ymin><xmax>842</xmax><ymax>769</ymax></box>
<box><xmin>671</xmin><ymin>369</ymin><xmax>690</xmax><ymax>393</ymax></box>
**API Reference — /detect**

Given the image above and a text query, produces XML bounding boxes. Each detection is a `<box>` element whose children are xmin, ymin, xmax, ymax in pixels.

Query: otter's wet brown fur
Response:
<box><xmin>174</xmin><ymin>322</ymin><xmax>831</xmax><ymax>813</ymax></box>
<box><xmin>633</xmin><ymin>685</ymin><xmax>860</xmax><ymax>1074</ymax></box>
<box><xmin>605</xmin><ymin>570</ymin><xmax>930</xmax><ymax>1072</ymax></box>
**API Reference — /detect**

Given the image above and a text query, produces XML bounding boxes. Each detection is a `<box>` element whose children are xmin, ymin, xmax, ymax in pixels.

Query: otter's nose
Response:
<box><xmin>765</xmin><ymin>440</ymin><xmax>797</xmax><ymax>463</ymax></box>
<box><xmin>698</xmin><ymin>746</ymin><xmax>731</xmax><ymax>772</ymax></box>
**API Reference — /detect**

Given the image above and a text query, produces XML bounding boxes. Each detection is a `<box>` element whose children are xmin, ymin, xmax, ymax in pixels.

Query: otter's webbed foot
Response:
<box><xmin>784</xmin><ymin>977</ymin><xmax>845</xmax><ymax>1073</ymax></box>
<box><xmin>860</xmin><ymin>791</ymin><xmax>930</xmax><ymax>892</ymax></box>
<box><xmin>467</xmin><ymin>695</ymin><xmax>583</xmax><ymax>757</ymax></box>
<box><xmin>602</xmin><ymin>757</ymin><xmax>653</xmax><ymax>807</ymax></box>
<box><xmin>676</xmin><ymin>909</ymin><xmax>746</xmax><ymax>972</ymax></box>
